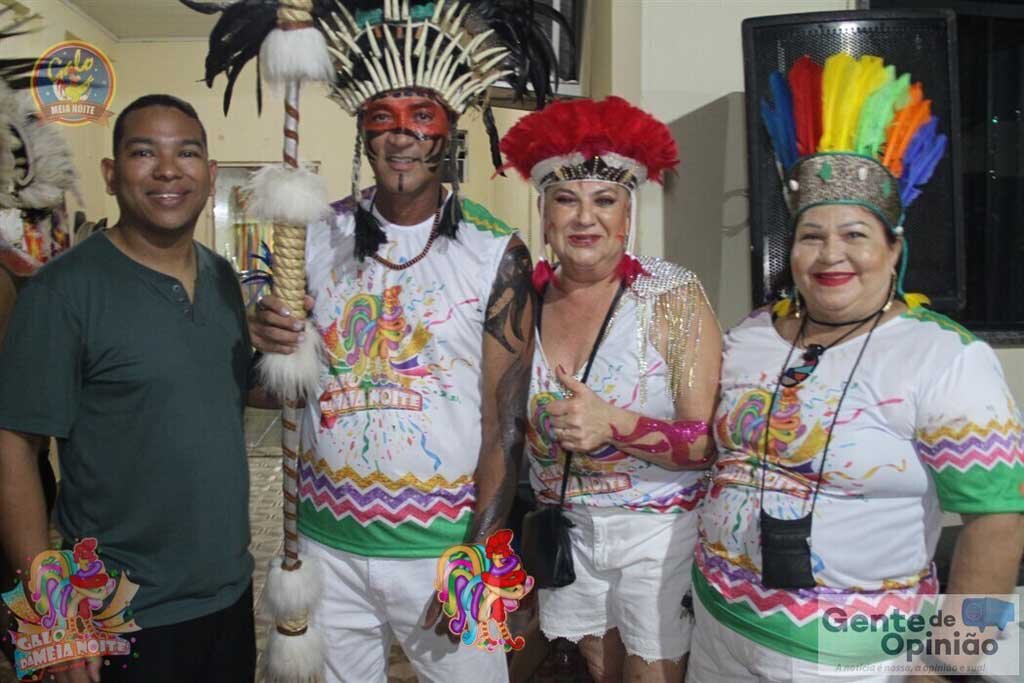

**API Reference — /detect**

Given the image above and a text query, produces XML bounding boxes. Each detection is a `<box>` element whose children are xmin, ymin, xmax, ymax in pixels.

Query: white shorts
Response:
<box><xmin>687</xmin><ymin>589</ymin><xmax>904</xmax><ymax>682</ymax></box>
<box><xmin>537</xmin><ymin>505</ymin><xmax>699</xmax><ymax>662</ymax></box>
<box><xmin>299</xmin><ymin>535</ymin><xmax>509</xmax><ymax>683</ymax></box>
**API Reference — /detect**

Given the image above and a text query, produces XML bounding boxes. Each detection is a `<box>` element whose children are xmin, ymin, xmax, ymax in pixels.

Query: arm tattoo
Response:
<box><xmin>611</xmin><ymin>417</ymin><xmax>710</xmax><ymax>466</ymax></box>
<box><xmin>484</xmin><ymin>242</ymin><xmax>534</xmax><ymax>354</ymax></box>
<box><xmin>468</xmin><ymin>240</ymin><xmax>534</xmax><ymax>542</ymax></box>
<box><xmin>468</xmin><ymin>347</ymin><xmax>531</xmax><ymax>542</ymax></box>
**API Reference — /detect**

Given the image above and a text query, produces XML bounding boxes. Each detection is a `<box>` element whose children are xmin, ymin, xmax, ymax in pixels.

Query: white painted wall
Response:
<box><xmin>637</xmin><ymin>0</ymin><xmax>852</xmax><ymax>327</ymax></box>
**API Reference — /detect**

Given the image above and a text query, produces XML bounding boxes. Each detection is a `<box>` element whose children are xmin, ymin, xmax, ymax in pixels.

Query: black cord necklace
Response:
<box><xmin>756</xmin><ymin>304</ymin><xmax>886</xmax><ymax>589</ymax></box>
<box><xmin>805</xmin><ymin>309</ymin><xmax>883</xmax><ymax>328</ymax></box>
<box><xmin>798</xmin><ymin>311</ymin><xmax>879</xmax><ymax>366</ymax></box>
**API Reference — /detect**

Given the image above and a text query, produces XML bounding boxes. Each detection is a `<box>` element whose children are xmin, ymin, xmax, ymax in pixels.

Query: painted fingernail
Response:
<box><xmin>292</xmin><ymin>321</ymin><xmax>304</xmax><ymax>331</ymax></box>
<box><xmin>298</xmin><ymin>334</ymin><xmax>307</xmax><ymax>343</ymax></box>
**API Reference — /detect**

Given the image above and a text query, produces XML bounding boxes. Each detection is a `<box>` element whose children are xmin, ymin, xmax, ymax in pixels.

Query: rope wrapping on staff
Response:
<box><xmin>273</xmin><ymin>84</ymin><xmax>308</xmax><ymax>325</ymax></box>
<box><xmin>280</xmin><ymin>402</ymin><xmax>303</xmax><ymax>569</ymax></box>
<box><xmin>275</xmin><ymin>81</ymin><xmax>307</xmax><ymax>572</ymax></box>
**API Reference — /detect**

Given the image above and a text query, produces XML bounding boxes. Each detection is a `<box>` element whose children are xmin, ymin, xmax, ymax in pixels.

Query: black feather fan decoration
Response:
<box><xmin>179</xmin><ymin>0</ymin><xmax>277</xmax><ymax>114</ymax></box>
<box><xmin>474</xmin><ymin>0</ymin><xmax>575</xmax><ymax>109</ymax></box>
<box><xmin>179</xmin><ymin>0</ymin><xmax>337</xmax><ymax>115</ymax></box>
<box><xmin>1</xmin><ymin>8</ymin><xmax>41</xmax><ymax>91</ymax></box>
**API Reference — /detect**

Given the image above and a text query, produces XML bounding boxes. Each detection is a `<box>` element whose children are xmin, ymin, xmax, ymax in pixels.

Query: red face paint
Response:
<box><xmin>361</xmin><ymin>95</ymin><xmax>451</xmax><ymax>141</ymax></box>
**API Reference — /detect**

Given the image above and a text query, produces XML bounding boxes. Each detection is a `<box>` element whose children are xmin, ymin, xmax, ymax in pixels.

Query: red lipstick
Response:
<box><xmin>813</xmin><ymin>272</ymin><xmax>855</xmax><ymax>287</ymax></box>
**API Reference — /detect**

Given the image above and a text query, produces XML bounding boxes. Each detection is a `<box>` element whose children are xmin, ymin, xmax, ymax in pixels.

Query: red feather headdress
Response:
<box><xmin>499</xmin><ymin>96</ymin><xmax>679</xmax><ymax>191</ymax></box>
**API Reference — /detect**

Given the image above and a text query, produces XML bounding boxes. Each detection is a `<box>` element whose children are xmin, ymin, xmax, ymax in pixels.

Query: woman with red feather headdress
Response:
<box><xmin>500</xmin><ymin>97</ymin><xmax>722</xmax><ymax>680</ymax></box>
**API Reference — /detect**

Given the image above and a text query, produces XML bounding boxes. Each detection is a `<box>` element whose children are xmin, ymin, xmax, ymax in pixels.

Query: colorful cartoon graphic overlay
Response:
<box><xmin>31</xmin><ymin>41</ymin><xmax>116</xmax><ymax>126</ymax></box>
<box><xmin>2</xmin><ymin>538</ymin><xmax>139</xmax><ymax>679</ymax></box>
<box><xmin>434</xmin><ymin>529</ymin><xmax>533</xmax><ymax>652</ymax></box>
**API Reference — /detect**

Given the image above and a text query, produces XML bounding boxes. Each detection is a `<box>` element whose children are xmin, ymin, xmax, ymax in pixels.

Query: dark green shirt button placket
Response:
<box><xmin>171</xmin><ymin>283</ymin><xmax>193</xmax><ymax>320</ymax></box>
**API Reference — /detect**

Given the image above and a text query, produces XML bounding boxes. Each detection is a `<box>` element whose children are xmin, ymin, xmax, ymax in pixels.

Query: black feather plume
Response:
<box><xmin>474</xmin><ymin>0</ymin><xmax>575</xmax><ymax>109</ymax></box>
<box><xmin>482</xmin><ymin>105</ymin><xmax>504</xmax><ymax>173</ymax></box>
<box><xmin>0</xmin><ymin>57</ymin><xmax>36</xmax><ymax>91</ymax></box>
<box><xmin>181</xmin><ymin>0</ymin><xmax>339</xmax><ymax>115</ymax></box>
<box><xmin>1</xmin><ymin>8</ymin><xmax>41</xmax><ymax>91</ymax></box>
<box><xmin>178</xmin><ymin>0</ymin><xmax>278</xmax><ymax>114</ymax></box>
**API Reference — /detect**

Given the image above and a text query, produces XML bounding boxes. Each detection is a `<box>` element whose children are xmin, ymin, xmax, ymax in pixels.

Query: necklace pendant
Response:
<box><xmin>802</xmin><ymin>344</ymin><xmax>825</xmax><ymax>363</ymax></box>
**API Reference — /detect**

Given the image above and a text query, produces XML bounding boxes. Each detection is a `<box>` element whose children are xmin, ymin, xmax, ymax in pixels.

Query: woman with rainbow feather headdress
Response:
<box><xmin>690</xmin><ymin>52</ymin><xmax>1024</xmax><ymax>681</ymax></box>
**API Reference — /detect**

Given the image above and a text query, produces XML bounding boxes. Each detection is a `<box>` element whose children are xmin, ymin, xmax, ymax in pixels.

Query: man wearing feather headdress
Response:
<box><xmin>186</xmin><ymin>0</ymin><xmax>567</xmax><ymax>679</ymax></box>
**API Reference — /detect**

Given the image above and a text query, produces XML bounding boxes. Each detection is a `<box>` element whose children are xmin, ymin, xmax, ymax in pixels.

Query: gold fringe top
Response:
<box><xmin>630</xmin><ymin>256</ymin><xmax>718</xmax><ymax>406</ymax></box>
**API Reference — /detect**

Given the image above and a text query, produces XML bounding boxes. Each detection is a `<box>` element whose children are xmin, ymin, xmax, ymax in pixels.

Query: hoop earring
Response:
<box><xmin>883</xmin><ymin>271</ymin><xmax>897</xmax><ymax>312</ymax></box>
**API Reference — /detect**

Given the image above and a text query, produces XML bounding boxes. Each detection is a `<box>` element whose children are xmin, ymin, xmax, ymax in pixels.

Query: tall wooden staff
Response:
<box><xmin>245</xmin><ymin>1</ymin><xmax>333</xmax><ymax>680</ymax></box>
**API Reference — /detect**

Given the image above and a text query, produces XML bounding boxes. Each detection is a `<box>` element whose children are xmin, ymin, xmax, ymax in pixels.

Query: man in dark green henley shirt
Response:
<box><xmin>0</xmin><ymin>95</ymin><xmax>256</xmax><ymax>683</ymax></box>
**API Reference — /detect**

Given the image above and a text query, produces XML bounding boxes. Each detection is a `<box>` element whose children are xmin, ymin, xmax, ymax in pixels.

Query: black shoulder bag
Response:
<box><xmin>521</xmin><ymin>282</ymin><xmax>625</xmax><ymax>589</ymax></box>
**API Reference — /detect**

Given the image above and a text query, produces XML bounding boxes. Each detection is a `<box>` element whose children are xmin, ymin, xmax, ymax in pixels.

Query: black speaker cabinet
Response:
<box><xmin>742</xmin><ymin>10</ymin><xmax>964</xmax><ymax>312</ymax></box>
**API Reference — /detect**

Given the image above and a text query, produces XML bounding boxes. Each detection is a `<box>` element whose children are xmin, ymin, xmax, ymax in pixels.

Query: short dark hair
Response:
<box><xmin>112</xmin><ymin>94</ymin><xmax>207</xmax><ymax>157</ymax></box>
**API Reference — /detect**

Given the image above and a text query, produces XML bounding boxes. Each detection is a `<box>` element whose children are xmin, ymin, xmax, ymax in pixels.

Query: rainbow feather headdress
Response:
<box><xmin>761</xmin><ymin>52</ymin><xmax>948</xmax><ymax>235</ymax></box>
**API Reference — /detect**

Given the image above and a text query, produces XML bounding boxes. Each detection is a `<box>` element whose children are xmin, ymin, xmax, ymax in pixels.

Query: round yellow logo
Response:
<box><xmin>31</xmin><ymin>41</ymin><xmax>116</xmax><ymax>126</ymax></box>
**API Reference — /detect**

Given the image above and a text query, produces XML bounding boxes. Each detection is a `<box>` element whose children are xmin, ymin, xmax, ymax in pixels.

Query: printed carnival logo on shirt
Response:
<box><xmin>2</xmin><ymin>538</ymin><xmax>139</xmax><ymax>680</ymax></box>
<box><xmin>815</xmin><ymin>592</ymin><xmax>1021</xmax><ymax>677</ymax></box>
<box><xmin>31</xmin><ymin>41</ymin><xmax>115</xmax><ymax>126</ymax></box>
<box><xmin>319</xmin><ymin>285</ymin><xmax>434</xmax><ymax>424</ymax></box>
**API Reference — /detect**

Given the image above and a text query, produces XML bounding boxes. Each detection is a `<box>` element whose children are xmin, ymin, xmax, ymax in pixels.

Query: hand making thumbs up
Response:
<box><xmin>547</xmin><ymin>365</ymin><xmax>621</xmax><ymax>452</ymax></box>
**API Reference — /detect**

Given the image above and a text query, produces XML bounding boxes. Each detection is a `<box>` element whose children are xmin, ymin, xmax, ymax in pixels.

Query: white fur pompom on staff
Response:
<box><xmin>245</xmin><ymin>163</ymin><xmax>329</xmax><ymax>403</ymax></box>
<box><xmin>262</xmin><ymin>552</ymin><xmax>325</xmax><ymax>682</ymax></box>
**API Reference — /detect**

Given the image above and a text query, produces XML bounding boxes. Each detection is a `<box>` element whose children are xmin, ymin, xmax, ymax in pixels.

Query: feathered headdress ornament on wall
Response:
<box><xmin>1</xmin><ymin>8</ymin><xmax>79</xmax><ymax>210</ymax></box>
<box><xmin>760</xmin><ymin>52</ymin><xmax>948</xmax><ymax>310</ymax></box>
<box><xmin>0</xmin><ymin>6</ymin><xmax>79</xmax><ymax>272</ymax></box>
